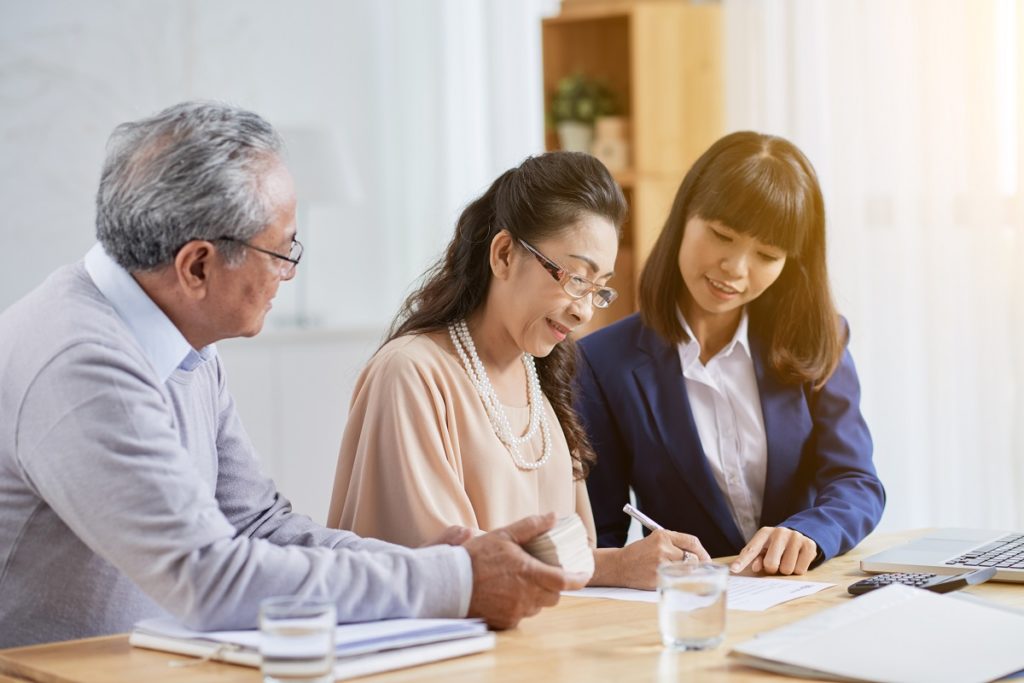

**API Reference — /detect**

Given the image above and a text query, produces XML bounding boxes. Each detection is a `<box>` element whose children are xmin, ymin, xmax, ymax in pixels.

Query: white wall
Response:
<box><xmin>0</xmin><ymin>0</ymin><xmax>555</xmax><ymax>322</ymax></box>
<box><xmin>0</xmin><ymin>0</ymin><xmax>557</xmax><ymax>521</ymax></box>
<box><xmin>217</xmin><ymin>330</ymin><xmax>383</xmax><ymax>524</ymax></box>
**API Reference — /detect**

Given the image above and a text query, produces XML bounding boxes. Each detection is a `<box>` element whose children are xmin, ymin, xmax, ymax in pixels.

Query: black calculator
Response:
<box><xmin>847</xmin><ymin>567</ymin><xmax>996</xmax><ymax>595</ymax></box>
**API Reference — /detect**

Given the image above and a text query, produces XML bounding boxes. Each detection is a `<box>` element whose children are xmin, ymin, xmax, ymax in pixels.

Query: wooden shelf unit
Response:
<box><xmin>542</xmin><ymin>0</ymin><xmax>724</xmax><ymax>334</ymax></box>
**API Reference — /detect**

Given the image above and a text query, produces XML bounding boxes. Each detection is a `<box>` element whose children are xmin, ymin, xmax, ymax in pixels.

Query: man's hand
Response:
<box><xmin>593</xmin><ymin>529</ymin><xmax>711</xmax><ymax>589</ymax></box>
<box><xmin>420</xmin><ymin>525</ymin><xmax>473</xmax><ymax>547</ymax></box>
<box><xmin>730</xmin><ymin>526</ymin><xmax>817</xmax><ymax>575</ymax></box>
<box><xmin>463</xmin><ymin>513</ymin><xmax>589</xmax><ymax>630</ymax></box>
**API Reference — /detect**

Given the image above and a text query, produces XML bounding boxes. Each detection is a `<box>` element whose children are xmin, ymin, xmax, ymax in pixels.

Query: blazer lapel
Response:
<box><xmin>634</xmin><ymin>326</ymin><xmax>746</xmax><ymax>549</ymax></box>
<box><xmin>750</xmin><ymin>335</ymin><xmax>813</xmax><ymax>525</ymax></box>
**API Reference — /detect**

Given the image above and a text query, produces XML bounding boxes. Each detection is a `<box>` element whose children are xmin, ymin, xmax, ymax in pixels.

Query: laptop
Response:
<box><xmin>861</xmin><ymin>528</ymin><xmax>1024</xmax><ymax>583</ymax></box>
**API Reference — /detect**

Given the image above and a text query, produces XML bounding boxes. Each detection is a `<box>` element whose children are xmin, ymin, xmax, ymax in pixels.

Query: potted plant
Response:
<box><xmin>549</xmin><ymin>73</ymin><xmax>617</xmax><ymax>153</ymax></box>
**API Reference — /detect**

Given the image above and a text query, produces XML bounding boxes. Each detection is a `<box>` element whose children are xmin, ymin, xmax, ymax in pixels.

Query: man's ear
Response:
<box><xmin>174</xmin><ymin>241</ymin><xmax>215</xmax><ymax>300</ymax></box>
<box><xmin>489</xmin><ymin>229</ymin><xmax>516</xmax><ymax>281</ymax></box>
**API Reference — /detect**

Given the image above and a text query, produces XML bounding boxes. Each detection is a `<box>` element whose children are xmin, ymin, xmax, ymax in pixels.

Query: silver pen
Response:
<box><xmin>622</xmin><ymin>503</ymin><xmax>692</xmax><ymax>562</ymax></box>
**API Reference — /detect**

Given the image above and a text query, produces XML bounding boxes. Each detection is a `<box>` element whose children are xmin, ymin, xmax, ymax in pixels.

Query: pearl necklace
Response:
<box><xmin>448</xmin><ymin>320</ymin><xmax>551</xmax><ymax>471</ymax></box>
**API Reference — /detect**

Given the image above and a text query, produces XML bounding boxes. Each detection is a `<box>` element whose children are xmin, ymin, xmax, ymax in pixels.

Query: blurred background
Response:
<box><xmin>1</xmin><ymin>0</ymin><xmax>1021</xmax><ymax>536</ymax></box>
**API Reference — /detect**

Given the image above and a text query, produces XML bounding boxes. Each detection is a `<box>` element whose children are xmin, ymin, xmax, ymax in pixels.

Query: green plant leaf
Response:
<box><xmin>549</xmin><ymin>73</ymin><xmax>618</xmax><ymax>125</ymax></box>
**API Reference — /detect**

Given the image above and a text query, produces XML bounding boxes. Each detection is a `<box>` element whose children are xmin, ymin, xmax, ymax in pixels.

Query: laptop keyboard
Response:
<box><xmin>946</xmin><ymin>533</ymin><xmax>1024</xmax><ymax>569</ymax></box>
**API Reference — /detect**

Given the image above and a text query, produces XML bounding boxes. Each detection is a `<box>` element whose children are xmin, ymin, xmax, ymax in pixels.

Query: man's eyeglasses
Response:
<box><xmin>518</xmin><ymin>238</ymin><xmax>618</xmax><ymax>309</ymax></box>
<box><xmin>215</xmin><ymin>236</ymin><xmax>304</xmax><ymax>278</ymax></box>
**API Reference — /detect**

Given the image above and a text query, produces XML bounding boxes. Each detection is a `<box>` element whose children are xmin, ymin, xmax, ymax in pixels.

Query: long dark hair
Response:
<box><xmin>639</xmin><ymin>131</ymin><xmax>843</xmax><ymax>388</ymax></box>
<box><xmin>388</xmin><ymin>152</ymin><xmax>627</xmax><ymax>477</ymax></box>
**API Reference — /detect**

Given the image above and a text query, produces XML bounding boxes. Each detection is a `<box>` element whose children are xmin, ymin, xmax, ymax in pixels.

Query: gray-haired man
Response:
<box><xmin>0</xmin><ymin>101</ymin><xmax>585</xmax><ymax>648</ymax></box>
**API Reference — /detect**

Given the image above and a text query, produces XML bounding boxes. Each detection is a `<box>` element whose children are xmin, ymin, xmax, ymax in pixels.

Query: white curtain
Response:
<box><xmin>361</xmin><ymin>0</ymin><xmax>559</xmax><ymax>330</ymax></box>
<box><xmin>724</xmin><ymin>0</ymin><xmax>1024</xmax><ymax>531</ymax></box>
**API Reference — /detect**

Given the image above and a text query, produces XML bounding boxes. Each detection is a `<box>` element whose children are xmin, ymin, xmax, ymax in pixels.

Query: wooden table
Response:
<box><xmin>2</xmin><ymin>530</ymin><xmax>1022</xmax><ymax>683</ymax></box>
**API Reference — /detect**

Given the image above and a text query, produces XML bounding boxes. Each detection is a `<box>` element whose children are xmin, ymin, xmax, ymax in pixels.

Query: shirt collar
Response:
<box><xmin>676</xmin><ymin>307</ymin><xmax>752</xmax><ymax>370</ymax></box>
<box><xmin>84</xmin><ymin>243</ymin><xmax>214</xmax><ymax>383</ymax></box>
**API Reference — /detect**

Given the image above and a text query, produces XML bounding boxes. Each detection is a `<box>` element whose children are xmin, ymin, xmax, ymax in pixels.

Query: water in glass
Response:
<box><xmin>259</xmin><ymin>597</ymin><xmax>335</xmax><ymax>683</ymax></box>
<box><xmin>657</xmin><ymin>562</ymin><xmax>728</xmax><ymax>650</ymax></box>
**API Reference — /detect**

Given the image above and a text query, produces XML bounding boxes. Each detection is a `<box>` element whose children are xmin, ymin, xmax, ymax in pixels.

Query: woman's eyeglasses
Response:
<box><xmin>518</xmin><ymin>238</ymin><xmax>617</xmax><ymax>309</ymax></box>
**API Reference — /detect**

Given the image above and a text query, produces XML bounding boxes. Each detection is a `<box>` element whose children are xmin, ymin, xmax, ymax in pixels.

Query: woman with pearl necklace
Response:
<box><xmin>328</xmin><ymin>152</ymin><xmax>709</xmax><ymax>589</ymax></box>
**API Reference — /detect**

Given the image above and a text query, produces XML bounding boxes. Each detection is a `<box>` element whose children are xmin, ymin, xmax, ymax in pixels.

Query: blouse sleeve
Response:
<box><xmin>328</xmin><ymin>344</ymin><xmax>479</xmax><ymax>547</ymax></box>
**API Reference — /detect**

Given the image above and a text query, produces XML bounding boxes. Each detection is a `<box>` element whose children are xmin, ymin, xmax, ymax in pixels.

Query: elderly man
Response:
<box><xmin>0</xmin><ymin>101</ymin><xmax>585</xmax><ymax>648</ymax></box>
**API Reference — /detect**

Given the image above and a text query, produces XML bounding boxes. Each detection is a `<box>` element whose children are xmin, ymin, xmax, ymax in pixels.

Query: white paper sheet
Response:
<box><xmin>725</xmin><ymin>576</ymin><xmax>834</xmax><ymax>611</ymax></box>
<box><xmin>563</xmin><ymin>575</ymin><xmax>833</xmax><ymax>611</ymax></box>
<box><xmin>730</xmin><ymin>584</ymin><xmax>1024</xmax><ymax>683</ymax></box>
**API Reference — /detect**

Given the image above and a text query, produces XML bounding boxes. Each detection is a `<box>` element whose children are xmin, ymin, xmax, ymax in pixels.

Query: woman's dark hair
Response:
<box><xmin>388</xmin><ymin>152</ymin><xmax>627</xmax><ymax>478</ymax></box>
<box><xmin>639</xmin><ymin>131</ymin><xmax>844</xmax><ymax>388</ymax></box>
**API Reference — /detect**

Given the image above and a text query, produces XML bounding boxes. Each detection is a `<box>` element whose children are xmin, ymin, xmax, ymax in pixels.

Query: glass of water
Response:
<box><xmin>259</xmin><ymin>596</ymin><xmax>336</xmax><ymax>683</ymax></box>
<box><xmin>657</xmin><ymin>561</ymin><xmax>728</xmax><ymax>650</ymax></box>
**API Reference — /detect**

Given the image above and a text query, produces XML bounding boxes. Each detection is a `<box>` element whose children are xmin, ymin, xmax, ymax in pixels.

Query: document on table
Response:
<box><xmin>726</xmin><ymin>576</ymin><xmax>834</xmax><ymax>611</ymax></box>
<box><xmin>730</xmin><ymin>584</ymin><xmax>1024</xmax><ymax>683</ymax></box>
<box><xmin>563</xmin><ymin>576</ymin><xmax>833</xmax><ymax>611</ymax></box>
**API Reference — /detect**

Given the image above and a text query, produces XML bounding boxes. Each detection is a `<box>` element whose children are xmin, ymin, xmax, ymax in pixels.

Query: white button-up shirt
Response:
<box><xmin>677</xmin><ymin>309</ymin><xmax>767</xmax><ymax>542</ymax></box>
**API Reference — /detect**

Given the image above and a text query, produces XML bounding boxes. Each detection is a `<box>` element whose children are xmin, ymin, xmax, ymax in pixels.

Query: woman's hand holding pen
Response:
<box><xmin>591</xmin><ymin>530</ymin><xmax>710</xmax><ymax>589</ymax></box>
<box><xmin>730</xmin><ymin>526</ymin><xmax>818</xmax><ymax>576</ymax></box>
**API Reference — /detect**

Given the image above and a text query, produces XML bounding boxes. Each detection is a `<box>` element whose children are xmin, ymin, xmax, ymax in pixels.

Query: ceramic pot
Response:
<box><xmin>557</xmin><ymin>121</ymin><xmax>594</xmax><ymax>153</ymax></box>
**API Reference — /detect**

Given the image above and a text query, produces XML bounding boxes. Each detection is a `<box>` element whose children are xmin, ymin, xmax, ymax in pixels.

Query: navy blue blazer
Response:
<box><xmin>576</xmin><ymin>313</ymin><xmax>885</xmax><ymax>561</ymax></box>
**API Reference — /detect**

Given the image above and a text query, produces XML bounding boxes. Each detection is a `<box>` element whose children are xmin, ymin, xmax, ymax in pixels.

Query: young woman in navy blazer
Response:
<box><xmin>577</xmin><ymin>132</ymin><xmax>885</xmax><ymax>575</ymax></box>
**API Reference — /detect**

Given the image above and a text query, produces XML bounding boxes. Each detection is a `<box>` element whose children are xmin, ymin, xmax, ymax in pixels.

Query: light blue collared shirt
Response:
<box><xmin>83</xmin><ymin>244</ymin><xmax>214</xmax><ymax>383</ymax></box>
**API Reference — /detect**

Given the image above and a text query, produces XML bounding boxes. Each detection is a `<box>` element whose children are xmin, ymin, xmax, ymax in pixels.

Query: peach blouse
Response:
<box><xmin>327</xmin><ymin>332</ymin><xmax>596</xmax><ymax>548</ymax></box>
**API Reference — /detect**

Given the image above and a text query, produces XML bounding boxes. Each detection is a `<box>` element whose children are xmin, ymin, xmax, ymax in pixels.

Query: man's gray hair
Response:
<box><xmin>95</xmin><ymin>101</ymin><xmax>284</xmax><ymax>271</ymax></box>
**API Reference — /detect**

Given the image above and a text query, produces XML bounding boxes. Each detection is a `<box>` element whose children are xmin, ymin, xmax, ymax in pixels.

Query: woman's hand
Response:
<box><xmin>730</xmin><ymin>526</ymin><xmax>817</xmax><ymax>575</ymax></box>
<box><xmin>592</xmin><ymin>529</ymin><xmax>710</xmax><ymax>589</ymax></box>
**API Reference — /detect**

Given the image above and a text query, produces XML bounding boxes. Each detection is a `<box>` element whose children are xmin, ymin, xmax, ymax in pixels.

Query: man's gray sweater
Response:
<box><xmin>0</xmin><ymin>260</ymin><xmax>470</xmax><ymax>647</ymax></box>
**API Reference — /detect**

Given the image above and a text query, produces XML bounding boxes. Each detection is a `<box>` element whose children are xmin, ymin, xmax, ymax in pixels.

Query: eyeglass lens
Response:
<box><xmin>563</xmin><ymin>276</ymin><xmax>616</xmax><ymax>308</ymax></box>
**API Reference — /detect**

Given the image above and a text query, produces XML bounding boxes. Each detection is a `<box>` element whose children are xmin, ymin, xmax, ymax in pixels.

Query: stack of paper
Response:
<box><xmin>729</xmin><ymin>584</ymin><xmax>1024</xmax><ymax>683</ymax></box>
<box><xmin>130</xmin><ymin>617</ymin><xmax>494</xmax><ymax>681</ymax></box>
<box><xmin>523</xmin><ymin>513</ymin><xmax>595</xmax><ymax>579</ymax></box>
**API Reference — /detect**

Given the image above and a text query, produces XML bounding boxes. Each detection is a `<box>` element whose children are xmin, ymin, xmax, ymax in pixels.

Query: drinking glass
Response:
<box><xmin>657</xmin><ymin>562</ymin><xmax>728</xmax><ymax>650</ymax></box>
<box><xmin>259</xmin><ymin>597</ymin><xmax>336</xmax><ymax>683</ymax></box>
